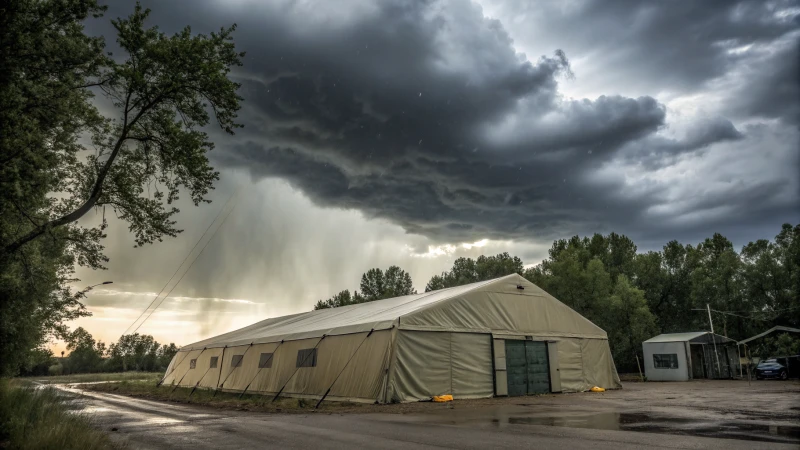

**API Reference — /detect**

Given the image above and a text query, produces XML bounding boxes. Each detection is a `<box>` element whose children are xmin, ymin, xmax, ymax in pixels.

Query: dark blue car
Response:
<box><xmin>755</xmin><ymin>358</ymin><xmax>792</xmax><ymax>380</ymax></box>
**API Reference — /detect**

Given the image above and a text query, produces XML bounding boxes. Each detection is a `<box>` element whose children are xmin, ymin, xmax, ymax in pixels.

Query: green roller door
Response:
<box><xmin>505</xmin><ymin>340</ymin><xmax>550</xmax><ymax>396</ymax></box>
<box><xmin>506</xmin><ymin>340</ymin><xmax>527</xmax><ymax>396</ymax></box>
<box><xmin>526</xmin><ymin>341</ymin><xmax>550</xmax><ymax>394</ymax></box>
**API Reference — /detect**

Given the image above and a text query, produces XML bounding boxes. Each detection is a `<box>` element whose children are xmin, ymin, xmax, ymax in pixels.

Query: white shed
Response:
<box><xmin>642</xmin><ymin>332</ymin><xmax>740</xmax><ymax>381</ymax></box>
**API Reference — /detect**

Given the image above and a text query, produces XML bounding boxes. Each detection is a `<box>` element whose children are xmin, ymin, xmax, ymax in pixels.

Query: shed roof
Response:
<box><xmin>644</xmin><ymin>331</ymin><xmax>734</xmax><ymax>344</ymax></box>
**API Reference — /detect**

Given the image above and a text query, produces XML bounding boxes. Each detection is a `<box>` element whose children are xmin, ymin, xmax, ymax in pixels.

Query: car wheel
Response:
<box><xmin>780</xmin><ymin>370</ymin><xmax>788</xmax><ymax>380</ymax></box>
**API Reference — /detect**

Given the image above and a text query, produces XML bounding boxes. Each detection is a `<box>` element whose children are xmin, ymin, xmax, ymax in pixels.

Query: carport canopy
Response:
<box><xmin>737</xmin><ymin>326</ymin><xmax>800</xmax><ymax>346</ymax></box>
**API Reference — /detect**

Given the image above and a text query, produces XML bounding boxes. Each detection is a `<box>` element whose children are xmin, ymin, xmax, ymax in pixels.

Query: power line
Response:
<box><xmin>721</xmin><ymin>306</ymin><xmax>800</xmax><ymax>314</ymax></box>
<box><xmin>121</xmin><ymin>188</ymin><xmax>239</xmax><ymax>337</ymax></box>
<box><xmin>129</xmin><ymin>190</ymin><xmax>240</xmax><ymax>335</ymax></box>
<box><xmin>692</xmin><ymin>307</ymin><xmax>776</xmax><ymax>322</ymax></box>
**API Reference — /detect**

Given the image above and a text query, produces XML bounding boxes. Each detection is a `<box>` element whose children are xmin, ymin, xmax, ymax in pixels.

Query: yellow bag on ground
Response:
<box><xmin>432</xmin><ymin>394</ymin><xmax>453</xmax><ymax>402</ymax></box>
<box><xmin>590</xmin><ymin>386</ymin><xmax>605</xmax><ymax>392</ymax></box>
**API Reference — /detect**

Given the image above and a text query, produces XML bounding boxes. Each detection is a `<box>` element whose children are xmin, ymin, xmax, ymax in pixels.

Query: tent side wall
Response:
<box><xmin>162</xmin><ymin>330</ymin><xmax>394</xmax><ymax>402</ymax></box>
<box><xmin>559</xmin><ymin>337</ymin><xmax>621</xmax><ymax>391</ymax></box>
<box><xmin>387</xmin><ymin>281</ymin><xmax>620</xmax><ymax>400</ymax></box>
<box><xmin>642</xmin><ymin>341</ymin><xmax>689</xmax><ymax>381</ymax></box>
<box><xmin>387</xmin><ymin>330</ymin><xmax>494</xmax><ymax>403</ymax></box>
<box><xmin>387</xmin><ymin>331</ymin><xmax>620</xmax><ymax>403</ymax></box>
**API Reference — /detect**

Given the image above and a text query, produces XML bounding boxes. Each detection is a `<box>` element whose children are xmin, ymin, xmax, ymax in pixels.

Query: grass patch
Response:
<box><xmin>85</xmin><ymin>380</ymin><xmax>369</xmax><ymax>413</ymax></box>
<box><xmin>0</xmin><ymin>379</ymin><xmax>120</xmax><ymax>449</ymax></box>
<box><xmin>20</xmin><ymin>371</ymin><xmax>163</xmax><ymax>385</ymax></box>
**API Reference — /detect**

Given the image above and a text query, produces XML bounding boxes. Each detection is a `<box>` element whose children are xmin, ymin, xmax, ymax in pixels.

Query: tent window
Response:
<box><xmin>258</xmin><ymin>353</ymin><xmax>274</xmax><ymax>368</ymax></box>
<box><xmin>231</xmin><ymin>354</ymin><xmax>243</xmax><ymax>368</ymax></box>
<box><xmin>189</xmin><ymin>359</ymin><xmax>197</xmax><ymax>369</ymax></box>
<box><xmin>653</xmin><ymin>354</ymin><xmax>679</xmax><ymax>369</ymax></box>
<box><xmin>210</xmin><ymin>357</ymin><xmax>218</xmax><ymax>368</ymax></box>
<box><xmin>296</xmin><ymin>348</ymin><xmax>317</xmax><ymax>368</ymax></box>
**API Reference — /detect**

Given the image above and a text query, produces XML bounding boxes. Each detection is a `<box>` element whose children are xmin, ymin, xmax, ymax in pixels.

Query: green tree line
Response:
<box><xmin>314</xmin><ymin>266</ymin><xmax>416</xmax><ymax>309</ymax></box>
<box><xmin>21</xmin><ymin>328</ymin><xmax>178</xmax><ymax>377</ymax></box>
<box><xmin>317</xmin><ymin>224</ymin><xmax>800</xmax><ymax>372</ymax></box>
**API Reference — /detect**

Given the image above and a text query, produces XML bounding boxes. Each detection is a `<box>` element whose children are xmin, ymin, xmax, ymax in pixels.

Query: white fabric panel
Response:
<box><xmin>556</xmin><ymin>338</ymin><xmax>584</xmax><ymax>392</ymax></box>
<box><xmin>451</xmin><ymin>333</ymin><xmax>493</xmax><ymax>398</ymax></box>
<box><xmin>547</xmin><ymin>341</ymin><xmax>562</xmax><ymax>393</ymax></box>
<box><xmin>581</xmin><ymin>338</ymin><xmax>622</xmax><ymax>389</ymax></box>
<box><xmin>389</xmin><ymin>331</ymin><xmax>451</xmax><ymax>402</ymax></box>
<box><xmin>388</xmin><ymin>331</ymin><xmax>493</xmax><ymax>402</ymax></box>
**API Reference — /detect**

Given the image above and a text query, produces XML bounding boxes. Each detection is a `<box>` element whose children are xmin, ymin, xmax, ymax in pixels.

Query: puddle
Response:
<box><xmin>489</xmin><ymin>412</ymin><xmax>800</xmax><ymax>444</ymax></box>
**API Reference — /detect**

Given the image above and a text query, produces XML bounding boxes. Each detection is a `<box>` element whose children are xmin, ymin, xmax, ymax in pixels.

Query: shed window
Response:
<box><xmin>231</xmin><ymin>354</ymin><xmax>243</xmax><ymax>368</ymax></box>
<box><xmin>258</xmin><ymin>353</ymin><xmax>274</xmax><ymax>368</ymax></box>
<box><xmin>189</xmin><ymin>359</ymin><xmax>197</xmax><ymax>369</ymax></box>
<box><xmin>210</xmin><ymin>356</ymin><xmax>218</xmax><ymax>368</ymax></box>
<box><xmin>296</xmin><ymin>348</ymin><xmax>317</xmax><ymax>368</ymax></box>
<box><xmin>653</xmin><ymin>353</ymin><xmax>679</xmax><ymax>369</ymax></box>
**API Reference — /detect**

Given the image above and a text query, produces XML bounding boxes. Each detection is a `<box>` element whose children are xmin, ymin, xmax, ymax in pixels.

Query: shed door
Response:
<box><xmin>505</xmin><ymin>340</ymin><xmax>550</xmax><ymax>396</ymax></box>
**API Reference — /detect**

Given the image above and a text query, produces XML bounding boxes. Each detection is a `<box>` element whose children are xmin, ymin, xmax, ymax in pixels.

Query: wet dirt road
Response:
<box><xmin>66</xmin><ymin>380</ymin><xmax>799</xmax><ymax>449</ymax></box>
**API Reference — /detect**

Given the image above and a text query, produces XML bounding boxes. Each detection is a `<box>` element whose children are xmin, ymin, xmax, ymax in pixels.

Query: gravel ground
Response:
<box><xmin>68</xmin><ymin>378</ymin><xmax>800</xmax><ymax>448</ymax></box>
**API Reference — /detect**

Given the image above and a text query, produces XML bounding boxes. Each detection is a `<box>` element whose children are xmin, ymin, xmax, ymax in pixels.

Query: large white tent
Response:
<box><xmin>162</xmin><ymin>274</ymin><xmax>621</xmax><ymax>402</ymax></box>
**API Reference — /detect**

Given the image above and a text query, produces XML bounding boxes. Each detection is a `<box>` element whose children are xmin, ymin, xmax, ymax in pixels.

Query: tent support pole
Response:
<box><xmin>171</xmin><ymin>348</ymin><xmax>206</xmax><ymax>394</ymax></box>
<box><xmin>240</xmin><ymin>341</ymin><xmax>284</xmax><ymax>399</ymax></box>
<box><xmin>315</xmin><ymin>330</ymin><xmax>373</xmax><ymax>409</ymax></box>
<box><xmin>381</xmin><ymin>325</ymin><xmax>397</xmax><ymax>404</ymax></box>
<box><xmin>707</xmin><ymin>304</ymin><xmax>722</xmax><ymax>377</ymax></box>
<box><xmin>215</xmin><ymin>346</ymin><xmax>227</xmax><ymax>389</ymax></box>
<box><xmin>635</xmin><ymin>353</ymin><xmax>644</xmax><ymax>382</ymax></box>
<box><xmin>272</xmin><ymin>335</ymin><xmax>326</xmax><ymax>402</ymax></box>
<box><xmin>214</xmin><ymin>343</ymin><xmax>253</xmax><ymax>398</ymax></box>
<box><xmin>189</xmin><ymin>364</ymin><xmax>215</xmax><ymax>399</ymax></box>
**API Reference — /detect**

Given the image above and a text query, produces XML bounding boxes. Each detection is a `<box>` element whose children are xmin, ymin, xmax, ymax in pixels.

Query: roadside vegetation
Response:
<box><xmin>24</xmin><ymin>330</ymin><xmax>179</xmax><ymax>378</ymax></box>
<box><xmin>84</xmin><ymin>380</ymin><xmax>368</xmax><ymax>414</ymax></box>
<box><xmin>0</xmin><ymin>379</ymin><xmax>120</xmax><ymax>449</ymax></box>
<box><xmin>21</xmin><ymin>371</ymin><xmax>162</xmax><ymax>386</ymax></box>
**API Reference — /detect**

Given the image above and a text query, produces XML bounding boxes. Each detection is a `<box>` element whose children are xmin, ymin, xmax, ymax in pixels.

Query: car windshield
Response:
<box><xmin>758</xmin><ymin>360</ymin><xmax>777</xmax><ymax>366</ymax></box>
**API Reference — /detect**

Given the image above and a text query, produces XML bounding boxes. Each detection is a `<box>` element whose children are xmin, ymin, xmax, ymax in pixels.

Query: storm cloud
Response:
<box><xmin>70</xmin><ymin>0</ymin><xmax>799</xmax><ymax>348</ymax></box>
<box><xmin>91</xmin><ymin>0</ymin><xmax>798</xmax><ymax>246</ymax></box>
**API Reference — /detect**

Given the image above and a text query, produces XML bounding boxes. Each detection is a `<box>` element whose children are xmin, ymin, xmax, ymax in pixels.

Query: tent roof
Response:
<box><xmin>182</xmin><ymin>274</ymin><xmax>608</xmax><ymax>350</ymax></box>
<box><xmin>644</xmin><ymin>331</ymin><xmax>734</xmax><ymax>344</ymax></box>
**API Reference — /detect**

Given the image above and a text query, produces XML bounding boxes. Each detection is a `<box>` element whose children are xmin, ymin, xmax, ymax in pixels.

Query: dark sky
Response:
<box><xmin>69</xmin><ymin>0</ymin><xmax>799</xmax><ymax>348</ymax></box>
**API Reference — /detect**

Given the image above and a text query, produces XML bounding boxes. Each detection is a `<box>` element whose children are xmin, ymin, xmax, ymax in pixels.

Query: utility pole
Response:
<box><xmin>707</xmin><ymin>304</ymin><xmax>722</xmax><ymax>377</ymax></box>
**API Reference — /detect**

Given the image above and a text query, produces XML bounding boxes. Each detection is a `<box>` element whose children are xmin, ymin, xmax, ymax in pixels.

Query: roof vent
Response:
<box><xmin>516</xmin><ymin>285</ymin><xmax>524</xmax><ymax>290</ymax></box>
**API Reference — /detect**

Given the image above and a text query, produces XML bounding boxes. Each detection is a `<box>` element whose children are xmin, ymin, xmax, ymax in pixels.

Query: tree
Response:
<box><xmin>107</xmin><ymin>333</ymin><xmax>161</xmax><ymax>371</ymax></box>
<box><xmin>314</xmin><ymin>290</ymin><xmax>364</xmax><ymax>310</ymax></box>
<box><xmin>601</xmin><ymin>276</ymin><xmax>657</xmax><ymax>370</ymax></box>
<box><xmin>425</xmin><ymin>253</ymin><xmax>523</xmax><ymax>291</ymax></box>
<box><xmin>314</xmin><ymin>266</ymin><xmax>416</xmax><ymax>310</ymax></box>
<box><xmin>361</xmin><ymin>266</ymin><xmax>416</xmax><ymax>301</ymax></box>
<box><xmin>18</xmin><ymin>347</ymin><xmax>55</xmax><ymax>377</ymax></box>
<box><xmin>632</xmin><ymin>241</ymin><xmax>696</xmax><ymax>333</ymax></box>
<box><xmin>524</xmin><ymin>246</ymin><xmax>612</xmax><ymax>316</ymax></box>
<box><xmin>156</xmin><ymin>343</ymin><xmax>179</xmax><ymax>370</ymax></box>
<box><xmin>65</xmin><ymin>327</ymin><xmax>105</xmax><ymax>373</ymax></box>
<box><xmin>753</xmin><ymin>333</ymin><xmax>800</xmax><ymax>358</ymax></box>
<box><xmin>0</xmin><ymin>1</ymin><xmax>242</xmax><ymax>375</ymax></box>
<box><xmin>690</xmin><ymin>233</ymin><xmax>746</xmax><ymax>337</ymax></box>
